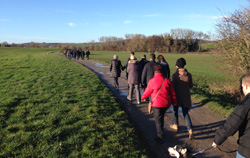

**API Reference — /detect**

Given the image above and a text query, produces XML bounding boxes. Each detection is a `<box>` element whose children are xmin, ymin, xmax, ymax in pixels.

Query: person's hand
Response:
<box><xmin>212</xmin><ymin>142</ymin><xmax>218</xmax><ymax>148</ymax></box>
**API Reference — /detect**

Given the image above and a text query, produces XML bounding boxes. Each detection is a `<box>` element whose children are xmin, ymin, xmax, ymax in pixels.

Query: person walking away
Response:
<box><xmin>170</xmin><ymin>58</ymin><xmax>194</xmax><ymax>140</ymax></box>
<box><xmin>81</xmin><ymin>50</ymin><xmax>85</xmax><ymax>60</ymax></box>
<box><xmin>77</xmin><ymin>49</ymin><xmax>82</xmax><ymax>60</ymax></box>
<box><xmin>212</xmin><ymin>74</ymin><xmax>250</xmax><ymax>158</ymax></box>
<box><xmin>110</xmin><ymin>55</ymin><xmax>123</xmax><ymax>90</ymax></box>
<box><xmin>141</xmin><ymin>54</ymin><xmax>159</xmax><ymax>93</ymax></box>
<box><xmin>86</xmin><ymin>50</ymin><xmax>90</xmax><ymax>60</ymax></box>
<box><xmin>141</xmin><ymin>65</ymin><xmax>177</xmax><ymax>144</ymax></box>
<box><xmin>123</xmin><ymin>52</ymin><xmax>137</xmax><ymax>80</ymax></box>
<box><xmin>127</xmin><ymin>55</ymin><xmax>141</xmax><ymax>104</ymax></box>
<box><xmin>157</xmin><ymin>55</ymin><xmax>170</xmax><ymax>79</ymax></box>
<box><xmin>139</xmin><ymin>54</ymin><xmax>149</xmax><ymax>98</ymax></box>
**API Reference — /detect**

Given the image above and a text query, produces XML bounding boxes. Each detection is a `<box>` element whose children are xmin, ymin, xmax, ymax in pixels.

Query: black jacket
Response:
<box><xmin>141</xmin><ymin>60</ymin><xmax>158</xmax><ymax>85</ymax></box>
<box><xmin>172</xmin><ymin>68</ymin><xmax>193</xmax><ymax>108</ymax></box>
<box><xmin>110</xmin><ymin>59</ymin><xmax>122</xmax><ymax>78</ymax></box>
<box><xmin>214</xmin><ymin>93</ymin><xmax>250</xmax><ymax>157</ymax></box>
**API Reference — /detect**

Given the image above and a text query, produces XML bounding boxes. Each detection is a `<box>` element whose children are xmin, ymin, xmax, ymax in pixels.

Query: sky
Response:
<box><xmin>0</xmin><ymin>0</ymin><xmax>248</xmax><ymax>43</ymax></box>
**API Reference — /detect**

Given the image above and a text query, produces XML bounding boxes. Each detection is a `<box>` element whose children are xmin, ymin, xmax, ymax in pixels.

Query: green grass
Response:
<box><xmin>88</xmin><ymin>51</ymin><xmax>239</xmax><ymax>117</ymax></box>
<box><xmin>0</xmin><ymin>47</ymin><xmax>147</xmax><ymax>157</ymax></box>
<box><xmin>200</xmin><ymin>43</ymin><xmax>217</xmax><ymax>52</ymax></box>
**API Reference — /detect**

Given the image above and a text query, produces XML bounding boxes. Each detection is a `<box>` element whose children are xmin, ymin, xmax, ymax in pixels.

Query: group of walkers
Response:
<box><xmin>63</xmin><ymin>49</ymin><xmax>90</xmax><ymax>60</ymax></box>
<box><xmin>110</xmin><ymin>51</ymin><xmax>250</xmax><ymax>158</ymax></box>
<box><xmin>109</xmin><ymin>52</ymin><xmax>194</xmax><ymax>144</ymax></box>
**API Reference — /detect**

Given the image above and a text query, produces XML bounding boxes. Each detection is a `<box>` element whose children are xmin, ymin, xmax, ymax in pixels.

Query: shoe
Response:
<box><xmin>127</xmin><ymin>96</ymin><xmax>131</xmax><ymax>101</ymax></box>
<box><xmin>143</xmin><ymin>99</ymin><xmax>147</xmax><ymax>102</ymax></box>
<box><xmin>170</xmin><ymin>124</ymin><xmax>178</xmax><ymax>132</ymax></box>
<box><xmin>137</xmin><ymin>102</ymin><xmax>140</xmax><ymax>105</ymax></box>
<box><xmin>154</xmin><ymin>137</ymin><xmax>164</xmax><ymax>144</ymax></box>
<box><xmin>189</xmin><ymin>129</ymin><xmax>195</xmax><ymax>140</ymax></box>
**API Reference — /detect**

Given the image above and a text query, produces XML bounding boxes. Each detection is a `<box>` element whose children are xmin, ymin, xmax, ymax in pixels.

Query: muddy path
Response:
<box><xmin>72</xmin><ymin>58</ymin><xmax>238</xmax><ymax>158</ymax></box>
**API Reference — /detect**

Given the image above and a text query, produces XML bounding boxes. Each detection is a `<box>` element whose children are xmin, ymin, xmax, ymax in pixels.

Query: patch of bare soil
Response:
<box><xmin>71</xmin><ymin>57</ymin><xmax>238</xmax><ymax>158</ymax></box>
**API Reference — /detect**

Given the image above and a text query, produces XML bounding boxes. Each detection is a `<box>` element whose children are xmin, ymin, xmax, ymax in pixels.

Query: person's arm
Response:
<box><xmin>141</xmin><ymin>64</ymin><xmax>147</xmax><ymax>85</ymax></box>
<box><xmin>213</xmin><ymin>104</ymin><xmax>248</xmax><ymax>146</ymax></box>
<box><xmin>119</xmin><ymin>61</ymin><xmax>123</xmax><ymax>71</ymax></box>
<box><xmin>110</xmin><ymin>61</ymin><xmax>112</xmax><ymax>72</ymax></box>
<box><xmin>141</xmin><ymin>80</ymin><xmax>153</xmax><ymax>100</ymax></box>
<box><xmin>189</xmin><ymin>73</ymin><xmax>193</xmax><ymax>88</ymax></box>
<box><xmin>169</xmin><ymin>81</ymin><xmax>177</xmax><ymax>105</ymax></box>
<box><xmin>171</xmin><ymin>73</ymin><xmax>176</xmax><ymax>89</ymax></box>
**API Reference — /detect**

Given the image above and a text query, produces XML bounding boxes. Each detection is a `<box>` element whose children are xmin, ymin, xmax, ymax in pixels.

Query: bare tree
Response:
<box><xmin>216</xmin><ymin>4</ymin><xmax>250</xmax><ymax>75</ymax></box>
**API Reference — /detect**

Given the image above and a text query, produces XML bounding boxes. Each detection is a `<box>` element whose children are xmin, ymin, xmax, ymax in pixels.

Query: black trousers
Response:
<box><xmin>113</xmin><ymin>77</ymin><xmax>119</xmax><ymax>88</ymax></box>
<box><xmin>152</xmin><ymin>107</ymin><xmax>169</xmax><ymax>139</ymax></box>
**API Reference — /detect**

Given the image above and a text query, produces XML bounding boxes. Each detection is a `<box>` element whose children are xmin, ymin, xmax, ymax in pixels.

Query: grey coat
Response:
<box><xmin>127</xmin><ymin>60</ymin><xmax>141</xmax><ymax>84</ymax></box>
<box><xmin>110</xmin><ymin>59</ymin><xmax>122</xmax><ymax>78</ymax></box>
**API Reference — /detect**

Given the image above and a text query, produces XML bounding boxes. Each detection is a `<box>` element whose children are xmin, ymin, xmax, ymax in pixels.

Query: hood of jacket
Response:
<box><xmin>178</xmin><ymin>68</ymin><xmax>188</xmax><ymax>82</ymax></box>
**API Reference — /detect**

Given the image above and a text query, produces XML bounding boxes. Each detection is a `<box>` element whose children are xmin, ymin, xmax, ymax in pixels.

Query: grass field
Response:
<box><xmin>88</xmin><ymin>51</ymin><xmax>240</xmax><ymax>117</ymax></box>
<box><xmin>0</xmin><ymin>47</ymin><xmax>147</xmax><ymax>157</ymax></box>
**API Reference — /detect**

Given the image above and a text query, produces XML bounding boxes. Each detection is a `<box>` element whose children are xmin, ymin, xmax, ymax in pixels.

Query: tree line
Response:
<box><xmin>82</xmin><ymin>29</ymin><xmax>210</xmax><ymax>53</ymax></box>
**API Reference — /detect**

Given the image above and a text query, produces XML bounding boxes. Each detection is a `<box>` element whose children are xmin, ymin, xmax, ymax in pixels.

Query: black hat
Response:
<box><xmin>130</xmin><ymin>51</ymin><xmax>135</xmax><ymax>55</ymax></box>
<box><xmin>176</xmin><ymin>58</ymin><xmax>186</xmax><ymax>68</ymax></box>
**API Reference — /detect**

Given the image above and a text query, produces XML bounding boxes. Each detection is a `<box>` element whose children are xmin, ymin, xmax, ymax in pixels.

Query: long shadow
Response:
<box><xmin>191</xmin><ymin>85</ymin><xmax>239</xmax><ymax>109</ymax></box>
<box><xmin>177</xmin><ymin>120</ymin><xmax>225</xmax><ymax>141</ymax></box>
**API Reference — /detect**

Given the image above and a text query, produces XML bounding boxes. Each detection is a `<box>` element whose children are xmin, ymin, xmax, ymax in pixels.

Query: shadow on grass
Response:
<box><xmin>191</xmin><ymin>85</ymin><xmax>239</xmax><ymax>109</ymax></box>
<box><xmin>1</xmin><ymin>97</ymin><xmax>27</xmax><ymax>129</ymax></box>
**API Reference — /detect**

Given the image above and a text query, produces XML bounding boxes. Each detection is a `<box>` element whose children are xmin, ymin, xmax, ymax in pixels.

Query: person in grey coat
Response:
<box><xmin>170</xmin><ymin>58</ymin><xmax>194</xmax><ymax>140</ymax></box>
<box><xmin>127</xmin><ymin>55</ymin><xmax>142</xmax><ymax>104</ymax></box>
<box><xmin>110</xmin><ymin>55</ymin><xmax>123</xmax><ymax>90</ymax></box>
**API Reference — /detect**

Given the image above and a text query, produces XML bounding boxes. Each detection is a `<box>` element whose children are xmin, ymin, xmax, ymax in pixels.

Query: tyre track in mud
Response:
<box><xmin>72</xmin><ymin>58</ymin><xmax>238</xmax><ymax>158</ymax></box>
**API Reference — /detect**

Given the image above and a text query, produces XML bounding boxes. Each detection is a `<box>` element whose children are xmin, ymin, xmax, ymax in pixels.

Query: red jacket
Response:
<box><xmin>141</xmin><ymin>73</ymin><xmax>177</xmax><ymax>107</ymax></box>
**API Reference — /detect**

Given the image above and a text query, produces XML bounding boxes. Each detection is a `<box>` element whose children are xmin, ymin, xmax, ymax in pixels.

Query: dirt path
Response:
<box><xmin>73</xmin><ymin>58</ymin><xmax>238</xmax><ymax>158</ymax></box>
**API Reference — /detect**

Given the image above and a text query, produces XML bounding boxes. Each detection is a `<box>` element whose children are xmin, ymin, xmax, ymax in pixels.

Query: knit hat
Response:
<box><xmin>113</xmin><ymin>55</ymin><xmax>118</xmax><ymax>59</ymax></box>
<box><xmin>176</xmin><ymin>58</ymin><xmax>186</xmax><ymax>68</ymax></box>
<box><xmin>130</xmin><ymin>51</ymin><xmax>135</xmax><ymax>55</ymax></box>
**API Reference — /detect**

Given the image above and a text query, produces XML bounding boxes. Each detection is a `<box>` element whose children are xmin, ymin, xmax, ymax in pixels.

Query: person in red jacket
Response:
<box><xmin>141</xmin><ymin>65</ymin><xmax>177</xmax><ymax>144</ymax></box>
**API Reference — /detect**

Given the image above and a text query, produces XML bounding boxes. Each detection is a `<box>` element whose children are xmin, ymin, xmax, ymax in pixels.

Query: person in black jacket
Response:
<box><xmin>157</xmin><ymin>55</ymin><xmax>170</xmax><ymax>79</ymax></box>
<box><xmin>139</xmin><ymin>54</ymin><xmax>149</xmax><ymax>96</ymax></box>
<box><xmin>86</xmin><ymin>50</ymin><xmax>90</xmax><ymax>60</ymax></box>
<box><xmin>81</xmin><ymin>50</ymin><xmax>85</xmax><ymax>60</ymax></box>
<box><xmin>170</xmin><ymin>58</ymin><xmax>194</xmax><ymax>140</ymax></box>
<box><xmin>141</xmin><ymin>54</ymin><xmax>158</xmax><ymax>88</ymax></box>
<box><xmin>110</xmin><ymin>55</ymin><xmax>123</xmax><ymax>90</ymax></box>
<box><xmin>212</xmin><ymin>74</ymin><xmax>250</xmax><ymax>158</ymax></box>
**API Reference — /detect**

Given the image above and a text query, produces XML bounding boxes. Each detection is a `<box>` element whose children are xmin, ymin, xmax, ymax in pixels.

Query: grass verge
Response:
<box><xmin>0</xmin><ymin>47</ymin><xmax>148</xmax><ymax>157</ymax></box>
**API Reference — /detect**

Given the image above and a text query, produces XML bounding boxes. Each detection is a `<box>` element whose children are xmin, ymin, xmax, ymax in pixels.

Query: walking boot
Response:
<box><xmin>189</xmin><ymin>129</ymin><xmax>194</xmax><ymax>140</ymax></box>
<box><xmin>170</xmin><ymin>124</ymin><xmax>178</xmax><ymax>132</ymax></box>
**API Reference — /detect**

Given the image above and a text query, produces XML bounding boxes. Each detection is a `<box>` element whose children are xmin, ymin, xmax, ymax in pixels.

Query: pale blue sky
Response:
<box><xmin>0</xmin><ymin>0</ymin><xmax>248</xmax><ymax>43</ymax></box>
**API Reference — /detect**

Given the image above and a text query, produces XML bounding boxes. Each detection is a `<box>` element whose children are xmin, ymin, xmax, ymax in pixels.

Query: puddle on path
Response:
<box><xmin>106</xmin><ymin>72</ymin><xmax>111</xmax><ymax>74</ymax></box>
<box><xmin>92</xmin><ymin>62</ymin><xmax>109</xmax><ymax>68</ymax></box>
<box><xmin>99</xmin><ymin>72</ymin><xmax>104</xmax><ymax>74</ymax></box>
<box><xmin>120</xmin><ymin>92</ymin><xmax>128</xmax><ymax>96</ymax></box>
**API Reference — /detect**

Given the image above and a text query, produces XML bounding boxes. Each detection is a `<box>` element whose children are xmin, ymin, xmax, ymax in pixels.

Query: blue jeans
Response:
<box><xmin>236</xmin><ymin>151</ymin><xmax>246</xmax><ymax>158</ymax></box>
<box><xmin>173</xmin><ymin>106</ymin><xmax>192</xmax><ymax>130</ymax></box>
